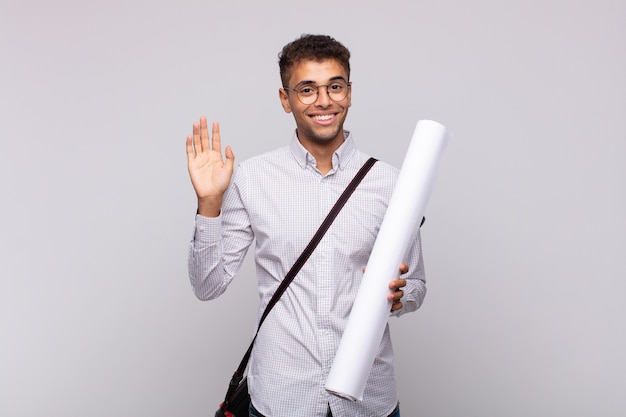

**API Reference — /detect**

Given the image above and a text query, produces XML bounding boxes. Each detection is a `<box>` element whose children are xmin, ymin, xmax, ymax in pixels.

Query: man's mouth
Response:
<box><xmin>311</xmin><ymin>114</ymin><xmax>336</xmax><ymax>122</ymax></box>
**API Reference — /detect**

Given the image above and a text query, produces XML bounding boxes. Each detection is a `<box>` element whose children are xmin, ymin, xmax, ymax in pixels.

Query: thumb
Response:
<box><xmin>225</xmin><ymin>145</ymin><xmax>235</xmax><ymax>167</ymax></box>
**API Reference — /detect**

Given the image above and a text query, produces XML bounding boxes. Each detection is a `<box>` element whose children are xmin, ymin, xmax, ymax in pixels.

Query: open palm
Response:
<box><xmin>186</xmin><ymin>117</ymin><xmax>234</xmax><ymax>212</ymax></box>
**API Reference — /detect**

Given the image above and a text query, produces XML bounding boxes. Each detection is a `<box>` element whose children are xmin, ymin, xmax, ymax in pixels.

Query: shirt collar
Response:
<box><xmin>289</xmin><ymin>130</ymin><xmax>356</xmax><ymax>171</ymax></box>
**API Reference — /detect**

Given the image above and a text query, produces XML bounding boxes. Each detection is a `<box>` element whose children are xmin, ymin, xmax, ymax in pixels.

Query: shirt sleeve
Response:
<box><xmin>391</xmin><ymin>229</ymin><xmax>426</xmax><ymax>317</ymax></box>
<box><xmin>187</xmin><ymin>169</ymin><xmax>254</xmax><ymax>300</ymax></box>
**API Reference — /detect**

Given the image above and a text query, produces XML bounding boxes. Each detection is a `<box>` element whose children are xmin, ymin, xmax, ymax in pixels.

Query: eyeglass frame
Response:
<box><xmin>282</xmin><ymin>78</ymin><xmax>351</xmax><ymax>105</ymax></box>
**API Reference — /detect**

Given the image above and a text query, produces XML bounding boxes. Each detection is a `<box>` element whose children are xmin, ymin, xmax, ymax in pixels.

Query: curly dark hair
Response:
<box><xmin>278</xmin><ymin>34</ymin><xmax>351</xmax><ymax>87</ymax></box>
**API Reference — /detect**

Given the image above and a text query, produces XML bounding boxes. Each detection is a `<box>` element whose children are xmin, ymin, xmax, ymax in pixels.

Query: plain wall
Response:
<box><xmin>1</xmin><ymin>0</ymin><xmax>624</xmax><ymax>416</ymax></box>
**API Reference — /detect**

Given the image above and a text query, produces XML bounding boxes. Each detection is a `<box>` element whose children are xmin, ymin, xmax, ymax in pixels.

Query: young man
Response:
<box><xmin>186</xmin><ymin>34</ymin><xmax>426</xmax><ymax>417</ymax></box>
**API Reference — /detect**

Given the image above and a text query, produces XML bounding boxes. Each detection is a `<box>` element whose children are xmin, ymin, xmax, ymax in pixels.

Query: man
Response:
<box><xmin>186</xmin><ymin>34</ymin><xmax>426</xmax><ymax>417</ymax></box>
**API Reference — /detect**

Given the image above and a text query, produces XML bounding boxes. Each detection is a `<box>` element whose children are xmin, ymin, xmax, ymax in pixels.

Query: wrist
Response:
<box><xmin>197</xmin><ymin>195</ymin><xmax>223</xmax><ymax>217</ymax></box>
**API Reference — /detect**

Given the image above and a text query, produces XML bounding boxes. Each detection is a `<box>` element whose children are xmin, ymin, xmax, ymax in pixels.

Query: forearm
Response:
<box><xmin>188</xmin><ymin>214</ymin><xmax>230</xmax><ymax>300</ymax></box>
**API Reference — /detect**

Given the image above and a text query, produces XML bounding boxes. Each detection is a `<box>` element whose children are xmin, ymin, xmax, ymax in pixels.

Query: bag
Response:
<box><xmin>215</xmin><ymin>376</ymin><xmax>249</xmax><ymax>417</ymax></box>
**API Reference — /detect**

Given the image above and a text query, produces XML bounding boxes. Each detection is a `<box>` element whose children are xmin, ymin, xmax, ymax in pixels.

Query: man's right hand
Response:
<box><xmin>186</xmin><ymin>116</ymin><xmax>235</xmax><ymax>217</ymax></box>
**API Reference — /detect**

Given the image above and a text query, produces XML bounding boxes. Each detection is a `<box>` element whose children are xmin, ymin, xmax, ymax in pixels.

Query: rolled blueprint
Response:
<box><xmin>325</xmin><ymin>119</ymin><xmax>450</xmax><ymax>401</ymax></box>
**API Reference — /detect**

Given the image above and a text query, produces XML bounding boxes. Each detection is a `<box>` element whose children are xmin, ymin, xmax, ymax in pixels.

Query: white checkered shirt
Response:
<box><xmin>189</xmin><ymin>132</ymin><xmax>426</xmax><ymax>417</ymax></box>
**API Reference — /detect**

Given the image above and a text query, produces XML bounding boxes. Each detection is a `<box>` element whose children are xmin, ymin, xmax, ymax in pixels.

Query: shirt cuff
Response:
<box><xmin>193</xmin><ymin>213</ymin><xmax>223</xmax><ymax>244</ymax></box>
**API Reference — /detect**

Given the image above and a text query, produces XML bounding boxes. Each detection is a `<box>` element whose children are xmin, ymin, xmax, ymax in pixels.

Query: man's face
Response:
<box><xmin>279</xmin><ymin>59</ymin><xmax>351</xmax><ymax>147</ymax></box>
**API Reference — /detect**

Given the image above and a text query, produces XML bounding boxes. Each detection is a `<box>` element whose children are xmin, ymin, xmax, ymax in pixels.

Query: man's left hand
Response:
<box><xmin>388</xmin><ymin>263</ymin><xmax>409</xmax><ymax>311</ymax></box>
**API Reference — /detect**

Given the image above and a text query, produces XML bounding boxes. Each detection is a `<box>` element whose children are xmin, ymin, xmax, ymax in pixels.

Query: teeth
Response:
<box><xmin>313</xmin><ymin>114</ymin><xmax>334</xmax><ymax>121</ymax></box>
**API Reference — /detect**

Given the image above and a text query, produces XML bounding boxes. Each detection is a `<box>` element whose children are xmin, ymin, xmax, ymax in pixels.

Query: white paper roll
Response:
<box><xmin>325</xmin><ymin>119</ymin><xmax>450</xmax><ymax>401</ymax></box>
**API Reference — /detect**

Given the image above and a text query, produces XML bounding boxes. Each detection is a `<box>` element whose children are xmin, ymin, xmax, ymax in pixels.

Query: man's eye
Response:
<box><xmin>329</xmin><ymin>83</ymin><xmax>344</xmax><ymax>91</ymax></box>
<box><xmin>299</xmin><ymin>86</ymin><xmax>316</xmax><ymax>96</ymax></box>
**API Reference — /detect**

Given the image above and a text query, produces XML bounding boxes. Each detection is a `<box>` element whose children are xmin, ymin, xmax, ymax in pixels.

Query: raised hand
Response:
<box><xmin>186</xmin><ymin>117</ymin><xmax>235</xmax><ymax>217</ymax></box>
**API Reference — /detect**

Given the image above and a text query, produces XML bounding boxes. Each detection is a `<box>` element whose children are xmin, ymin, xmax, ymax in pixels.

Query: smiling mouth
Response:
<box><xmin>311</xmin><ymin>114</ymin><xmax>336</xmax><ymax>121</ymax></box>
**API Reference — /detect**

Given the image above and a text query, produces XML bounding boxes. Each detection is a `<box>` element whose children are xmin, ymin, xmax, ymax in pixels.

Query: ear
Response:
<box><xmin>346</xmin><ymin>81</ymin><xmax>352</xmax><ymax>108</ymax></box>
<box><xmin>279</xmin><ymin>88</ymin><xmax>292</xmax><ymax>113</ymax></box>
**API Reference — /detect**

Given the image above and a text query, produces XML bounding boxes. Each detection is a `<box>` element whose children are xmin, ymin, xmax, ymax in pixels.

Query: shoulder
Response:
<box><xmin>352</xmin><ymin>151</ymin><xmax>400</xmax><ymax>183</ymax></box>
<box><xmin>234</xmin><ymin>146</ymin><xmax>293</xmax><ymax>178</ymax></box>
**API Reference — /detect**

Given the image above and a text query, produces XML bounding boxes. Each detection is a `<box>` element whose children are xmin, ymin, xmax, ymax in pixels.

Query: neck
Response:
<box><xmin>311</xmin><ymin>148</ymin><xmax>334</xmax><ymax>175</ymax></box>
<box><xmin>298</xmin><ymin>133</ymin><xmax>345</xmax><ymax>175</ymax></box>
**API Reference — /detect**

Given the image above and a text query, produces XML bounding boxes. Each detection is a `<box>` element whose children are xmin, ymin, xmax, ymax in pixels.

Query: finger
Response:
<box><xmin>389</xmin><ymin>278</ymin><xmax>407</xmax><ymax>290</ymax></box>
<box><xmin>192</xmin><ymin>122</ymin><xmax>201</xmax><ymax>154</ymax></box>
<box><xmin>200</xmin><ymin>117</ymin><xmax>210</xmax><ymax>152</ymax></box>
<box><xmin>186</xmin><ymin>135</ymin><xmax>194</xmax><ymax>160</ymax></box>
<box><xmin>387</xmin><ymin>289</ymin><xmax>404</xmax><ymax>301</ymax></box>
<box><xmin>399</xmin><ymin>263</ymin><xmax>409</xmax><ymax>275</ymax></box>
<box><xmin>211</xmin><ymin>121</ymin><xmax>221</xmax><ymax>154</ymax></box>
<box><xmin>224</xmin><ymin>145</ymin><xmax>235</xmax><ymax>168</ymax></box>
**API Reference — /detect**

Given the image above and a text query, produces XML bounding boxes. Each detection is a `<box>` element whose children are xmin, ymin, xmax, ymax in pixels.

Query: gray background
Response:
<box><xmin>1</xmin><ymin>0</ymin><xmax>624</xmax><ymax>416</ymax></box>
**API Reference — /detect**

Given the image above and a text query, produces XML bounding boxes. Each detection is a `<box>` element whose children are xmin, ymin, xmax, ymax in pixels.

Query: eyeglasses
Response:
<box><xmin>283</xmin><ymin>80</ymin><xmax>350</xmax><ymax>105</ymax></box>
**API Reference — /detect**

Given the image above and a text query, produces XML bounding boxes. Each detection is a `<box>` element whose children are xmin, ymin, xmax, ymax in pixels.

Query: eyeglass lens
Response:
<box><xmin>295</xmin><ymin>81</ymin><xmax>349</xmax><ymax>104</ymax></box>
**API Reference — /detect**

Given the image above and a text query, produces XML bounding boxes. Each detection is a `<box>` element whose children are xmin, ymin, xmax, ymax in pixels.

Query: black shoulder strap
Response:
<box><xmin>222</xmin><ymin>157</ymin><xmax>377</xmax><ymax>407</ymax></box>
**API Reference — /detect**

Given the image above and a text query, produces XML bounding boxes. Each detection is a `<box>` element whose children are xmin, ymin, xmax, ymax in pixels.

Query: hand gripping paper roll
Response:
<box><xmin>325</xmin><ymin>119</ymin><xmax>450</xmax><ymax>401</ymax></box>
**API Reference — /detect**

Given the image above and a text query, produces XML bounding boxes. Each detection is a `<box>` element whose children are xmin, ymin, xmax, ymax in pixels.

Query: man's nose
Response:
<box><xmin>314</xmin><ymin>86</ymin><xmax>332</xmax><ymax>106</ymax></box>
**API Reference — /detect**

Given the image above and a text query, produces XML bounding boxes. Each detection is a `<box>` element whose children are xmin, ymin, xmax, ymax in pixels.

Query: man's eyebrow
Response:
<box><xmin>295</xmin><ymin>80</ymin><xmax>316</xmax><ymax>87</ymax></box>
<box><xmin>294</xmin><ymin>76</ymin><xmax>348</xmax><ymax>87</ymax></box>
